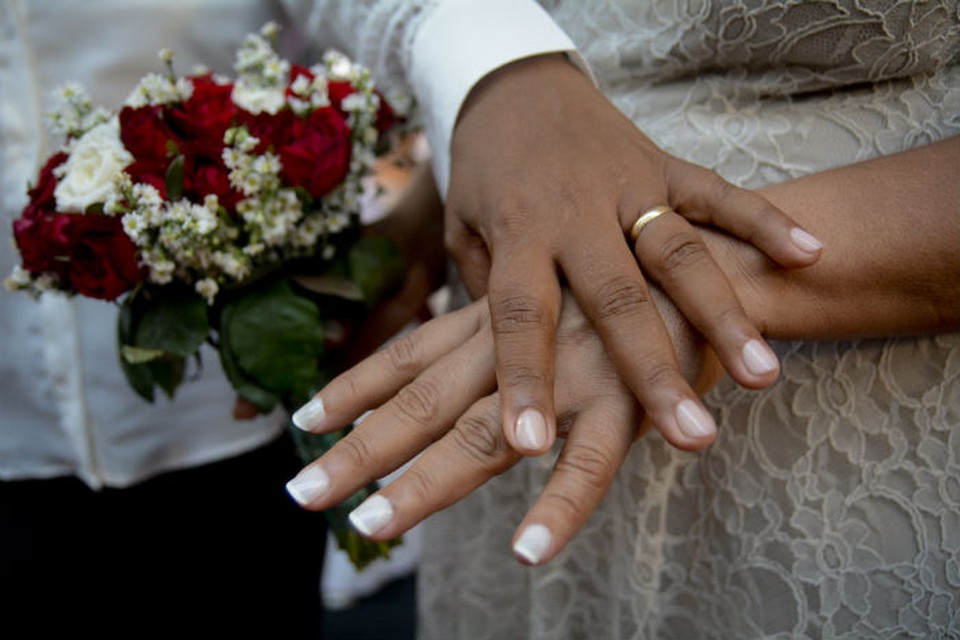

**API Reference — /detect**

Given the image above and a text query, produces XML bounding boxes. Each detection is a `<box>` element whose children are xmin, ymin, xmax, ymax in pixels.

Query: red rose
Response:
<box><xmin>13</xmin><ymin>207</ymin><xmax>144</xmax><ymax>300</ymax></box>
<box><xmin>124</xmin><ymin>159</ymin><xmax>169</xmax><ymax>199</ymax></box>
<box><xmin>183</xmin><ymin>157</ymin><xmax>240</xmax><ymax>210</ymax></box>
<box><xmin>65</xmin><ymin>214</ymin><xmax>145</xmax><ymax>300</ymax></box>
<box><xmin>167</xmin><ymin>74</ymin><xmax>238</xmax><ymax>160</ymax></box>
<box><xmin>12</xmin><ymin>214</ymin><xmax>73</xmax><ymax>279</ymax></box>
<box><xmin>13</xmin><ymin>153</ymin><xmax>72</xmax><ymax>276</ymax></box>
<box><xmin>278</xmin><ymin>106</ymin><xmax>351</xmax><ymax>199</ymax></box>
<box><xmin>24</xmin><ymin>152</ymin><xmax>67</xmax><ymax>215</ymax></box>
<box><xmin>237</xmin><ymin>108</ymin><xmax>295</xmax><ymax>155</ymax></box>
<box><xmin>120</xmin><ymin>105</ymin><xmax>179</xmax><ymax>164</ymax></box>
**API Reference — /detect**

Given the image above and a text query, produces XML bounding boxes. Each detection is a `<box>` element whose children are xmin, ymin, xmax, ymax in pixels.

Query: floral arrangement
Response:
<box><xmin>6</xmin><ymin>24</ymin><xmax>407</xmax><ymax>568</ymax></box>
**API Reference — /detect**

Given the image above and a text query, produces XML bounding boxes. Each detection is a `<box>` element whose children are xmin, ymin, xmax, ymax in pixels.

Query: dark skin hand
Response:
<box><xmin>444</xmin><ymin>53</ymin><xmax>822</xmax><ymax>455</ymax></box>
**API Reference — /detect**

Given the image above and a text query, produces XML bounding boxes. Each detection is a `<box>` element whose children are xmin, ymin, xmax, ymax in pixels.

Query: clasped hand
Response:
<box><xmin>286</xmin><ymin>52</ymin><xmax>824</xmax><ymax>564</ymax></box>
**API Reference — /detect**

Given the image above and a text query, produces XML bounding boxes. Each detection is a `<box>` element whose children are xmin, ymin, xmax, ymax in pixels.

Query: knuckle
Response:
<box><xmin>554</xmin><ymin>441</ymin><xmax>616</xmax><ymax>491</ymax></box>
<box><xmin>451</xmin><ymin>411</ymin><xmax>507</xmax><ymax>465</ymax></box>
<box><xmin>707</xmin><ymin>170</ymin><xmax>740</xmax><ymax>207</ymax></box>
<box><xmin>592</xmin><ymin>275</ymin><xmax>651</xmax><ymax>322</ymax></box>
<box><xmin>384</xmin><ymin>334</ymin><xmax>422</xmax><ymax>375</ymax></box>
<box><xmin>656</xmin><ymin>231</ymin><xmax>709</xmax><ymax>274</ymax></box>
<box><xmin>745</xmin><ymin>203</ymin><xmax>782</xmax><ymax>243</ymax></box>
<box><xmin>338</xmin><ymin>434</ymin><xmax>376</xmax><ymax>469</ymax></box>
<box><xmin>499</xmin><ymin>362</ymin><xmax>549</xmax><ymax>390</ymax></box>
<box><xmin>639</xmin><ymin>358</ymin><xmax>679</xmax><ymax>389</ymax></box>
<box><xmin>402</xmin><ymin>466</ymin><xmax>442</xmax><ymax>506</ymax></box>
<box><xmin>710</xmin><ymin>301</ymin><xmax>746</xmax><ymax>330</ymax></box>
<box><xmin>490</xmin><ymin>294</ymin><xmax>551</xmax><ymax>336</ymax></box>
<box><xmin>336</xmin><ymin>368</ymin><xmax>363</xmax><ymax>404</ymax></box>
<box><xmin>488</xmin><ymin>208</ymin><xmax>530</xmax><ymax>242</ymax></box>
<box><xmin>538</xmin><ymin>488</ymin><xmax>590</xmax><ymax>525</ymax></box>
<box><xmin>392</xmin><ymin>378</ymin><xmax>443</xmax><ymax>428</ymax></box>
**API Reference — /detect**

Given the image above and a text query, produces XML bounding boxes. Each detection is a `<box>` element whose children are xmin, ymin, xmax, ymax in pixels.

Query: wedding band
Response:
<box><xmin>629</xmin><ymin>205</ymin><xmax>673</xmax><ymax>242</ymax></box>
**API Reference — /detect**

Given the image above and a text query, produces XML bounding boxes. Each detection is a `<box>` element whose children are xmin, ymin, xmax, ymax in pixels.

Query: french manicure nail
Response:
<box><xmin>515</xmin><ymin>409</ymin><xmax>547</xmax><ymax>451</ymax></box>
<box><xmin>513</xmin><ymin>524</ymin><xmax>552</xmax><ymax>565</ymax></box>
<box><xmin>790</xmin><ymin>227</ymin><xmax>823</xmax><ymax>253</ymax></box>
<box><xmin>675</xmin><ymin>399</ymin><xmax>716</xmax><ymax>440</ymax></box>
<box><xmin>742</xmin><ymin>339</ymin><xmax>779</xmax><ymax>376</ymax></box>
<box><xmin>349</xmin><ymin>495</ymin><xmax>394</xmax><ymax>536</ymax></box>
<box><xmin>292</xmin><ymin>397</ymin><xmax>325</xmax><ymax>431</ymax></box>
<box><xmin>285</xmin><ymin>465</ymin><xmax>330</xmax><ymax>505</ymax></box>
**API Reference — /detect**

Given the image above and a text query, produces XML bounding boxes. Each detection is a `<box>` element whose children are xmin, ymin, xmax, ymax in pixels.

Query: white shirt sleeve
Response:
<box><xmin>409</xmin><ymin>0</ymin><xmax>588</xmax><ymax>197</ymax></box>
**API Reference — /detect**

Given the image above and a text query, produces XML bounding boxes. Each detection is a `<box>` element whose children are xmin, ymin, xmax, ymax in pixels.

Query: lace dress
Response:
<box><xmin>412</xmin><ymin>2</ymin><xmax>960</xmax><ymax>638</ymax></box>
<box><xmin>287</xmin><ymin>0</ymin><xmax>960</xmax><ymax>636</ymax></box>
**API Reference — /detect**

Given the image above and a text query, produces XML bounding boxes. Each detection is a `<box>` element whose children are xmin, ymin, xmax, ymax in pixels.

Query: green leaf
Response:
<box><xmin>291</xmin><ymin>274</ymin><xmax>365</xmax><ymax>301</ymax></box>
<box><xmin>217</xmin><ymin>321</ymin><xmax>281</xmax><ymax>413</ymax></box>
<box><xmin>219</xmin><ymin>278</ymin><xmax>325</xmax><ymax>406</ymax></box>
<box><xmin>118</xmin><ymin>292</ymin><xmax>156</xmax><ymax>402</ymax></box>
<box><xmin>116</xmin><ymin>285</ymin><xmax>207</xmax><ymax>403</ymax></box>
<box><xmin>348</xmin><ymin>236</ymin><xmax>405</xmax><ymax>306</ymax></box>
<box><xmin>133</xmin><ymin>286</ymin><xmax>209</xmax><ymax>357</ymax></box>
<box><xmin>148</xmin><ymin>356</ymin><xmax>187</xmax><ymax>399</ymax></box>
<box><xmin>165</xmin><ymin>155</ymin><xmax>185</xmax><ymax>201</ymax></box>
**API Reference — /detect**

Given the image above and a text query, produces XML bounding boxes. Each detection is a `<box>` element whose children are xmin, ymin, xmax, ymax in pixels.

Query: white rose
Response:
<box><xmin>54</xmin><ymin>118</ymin><xmax>133</xmax><ymax>213</ymax></box>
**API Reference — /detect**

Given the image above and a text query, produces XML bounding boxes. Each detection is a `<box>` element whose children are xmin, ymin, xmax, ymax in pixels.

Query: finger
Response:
<box><xmin>632</xmin><ymin>210</ymin><xmax>781</xmax><ymax>389</ymax></box>
<box><xmin>512</xmin><ymin>394</ymin><xmax>637</xmax><ymax>565</ymax></box>
<box><xmin>487</xmin><ymin>248</ymin><xmax>561</xmax><ymax>456</ymax></box>
<box><xmin>444</xmin><ymin>213</ymin><xmax>491</xmax><ymax>300</ymax></box>
<box><xmin>668</xmin><ymin>159</ymin><xmax>824</xmax><ymax>267</ymax></box>
<box><xmin>344</xmin><ymin>395</ymin><xmax>522</xmax><ymax>540</ymax></box>
<box><xmin>285</xmin><ymin>329</ymin><xmax>497</xmax><ymax>510</ymax></box>
<box><xmin>561</xmin><ymin>227</ymin><xmax>717</xmax><ymax>451</ymax></box>
<box><xmin>291</xmin><ymin>301</ymin><xmax>486</xmax><ymax>433</ymax></box>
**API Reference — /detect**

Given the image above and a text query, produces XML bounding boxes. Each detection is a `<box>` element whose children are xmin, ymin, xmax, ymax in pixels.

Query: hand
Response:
<box><xmin>444</xmin><ymin>53</ymin><xmax>822</xmax><ymax>455</ymax></box>
<box><xmin>285</xmin><ymin>289</ymin><xmax>723</xmax><ymax>565</ymax></box>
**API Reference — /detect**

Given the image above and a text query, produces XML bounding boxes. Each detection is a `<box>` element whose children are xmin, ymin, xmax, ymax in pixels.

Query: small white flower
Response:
<box><xmin>54</xmin><ymin>118</ymin><xmax>133</xmax><ymax>212</ymax></box>
<box><xmin>195</xmin><ymin>278</ymin><xmax>219</xmax><ymax>305</ymax></box>
<box><xmin>290</xmin><ymin>74</ymin><xmax>312</xmax><ymax>96</ymax></box>
<box><xmin>4</xmin><ymin>265</ymin><xmax>33</xmax><ymax>291</ymax></box>
<box><xmin>260</xmin><ymin>21</ymin><xmax>280</xmax><ymax>39</ymax></box>
<box><xmin>122</xmin><ymin>212</ymin><xmax>148</xmax><ymax>239</ymax></box>
<box><xmin>232</xmin><ymin>82</ymin><xmax>286</xmax><ymax>115</ymax></box>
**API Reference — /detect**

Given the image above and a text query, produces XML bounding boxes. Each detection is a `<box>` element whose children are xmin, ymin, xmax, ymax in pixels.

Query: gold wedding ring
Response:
<box><xmin>629</xmin><ymin>205</ymin><xmax>673</xmax><ymax>242</ymax></box>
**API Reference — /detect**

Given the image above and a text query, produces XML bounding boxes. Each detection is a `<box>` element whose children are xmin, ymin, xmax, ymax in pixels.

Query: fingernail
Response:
<box><xmin>515</xmin><ymin>409</ymin><xmax>547</xmax><ymax>451</ymax></box>
<box><xmin>349</xmin><ymin>495</ymin><xmax>394</xmax><ymax>536</ymax></box>
<box><xmin>742</xmin><ymin>339</ymin><xmax>779</xmax><ymax>376</ymax></box>
<box><xmin>292</xmin><ymin>397</ymin><xmax>325</xmax><ymax>431</ymax></box>
<box><xmin>790</xmin><ymin>227</ymin><xmax>823</xmax><ymax>253</ymax></box>
<box><xmin>675</xmin><ymin>399</ymin><xmax>716</xmax><ymax>439</ymax></box>
<box><xmin>513</xmin><ymin>524</ymin><xmax>552</xmax><ymax>565</ymax></box>
<box><xmin>285</xmin><ymin>465</ymin><xmax>330</xmax><ymax>505</ymax></box>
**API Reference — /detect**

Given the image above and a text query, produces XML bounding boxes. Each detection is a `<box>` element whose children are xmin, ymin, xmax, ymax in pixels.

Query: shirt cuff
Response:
<box><xmin>410</xmin><ymin>0</ymin><xmax>591</xmax><ymax>198</ymax></box>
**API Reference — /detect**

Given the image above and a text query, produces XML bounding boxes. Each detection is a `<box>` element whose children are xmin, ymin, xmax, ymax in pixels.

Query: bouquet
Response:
<box><xmin>6</xmin><ymin>24</ymin><xmax>408</xmax><ymax>569</ymax></box>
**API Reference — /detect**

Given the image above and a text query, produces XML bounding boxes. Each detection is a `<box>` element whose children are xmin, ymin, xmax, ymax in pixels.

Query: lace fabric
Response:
<box><xmin>414</xmin><ymin>1</ymin><xmax>960</xmax><ymax>638</ymax></box>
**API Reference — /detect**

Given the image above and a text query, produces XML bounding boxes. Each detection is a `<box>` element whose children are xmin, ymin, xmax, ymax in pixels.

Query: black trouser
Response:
<box><xmin>0</xmin><ymin>431</ymin><xmax>327</xmax><ymax>638</ymax></box>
